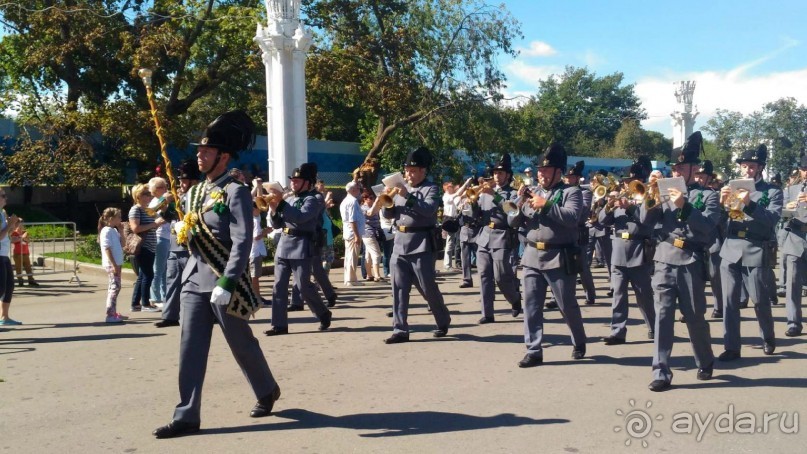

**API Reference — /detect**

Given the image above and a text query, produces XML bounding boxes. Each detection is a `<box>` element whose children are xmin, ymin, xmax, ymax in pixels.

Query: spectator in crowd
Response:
<box><xmin>99</xmin><ymin>208</ymin><xmax>126</xmax><ymax>323</ymax></box>
<box><xmin>148</xmin><ymin>177</ymin><xmax>171</xmax><ymax>307</ymax></box>
<box><xmin>0</xmin><ymin>189</ymin><xmax>21</xmax><ymax>326</ymax></box>
<box><xmin>340</xmin><ymin>181</ymin><xmax>364</xmax><ymax>286</ymax></box>
<box><xmin>441</xmin><ymin>181</ymin><xmax>459</xmax><ymax>270</ymax></box>
<box><xmin>250</xmin><ymin>200</ymin><xmax>272</xmax><ymax>304</ymax></box>
<box><xmin>10</xmin><ymin>221</ymin><xmax>38</xmax><ymax>287</ymax></box>
<box><xmin>379</xmin><ymin>210</ymin><xmax>395</xmax><ymax>278</ymax></box>
<box><xmin>360</xmin><ymin>190</ymin><xmax>385</xmax><ymax>282</ymax></box>
<box><xmin>129</xmin><ymin>183</ymin><xmax>164</xmax><ymax>313</ymax></box>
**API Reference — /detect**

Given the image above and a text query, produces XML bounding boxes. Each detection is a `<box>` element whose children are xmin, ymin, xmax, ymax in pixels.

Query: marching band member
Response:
<box><xmin>472</xmin><ymin>154</ymin><xmax>523</xmax><ymax>324</ymax></box>
<box><xmin>694</xmin><ymin>160</ymin><xmax>725</xmax><ymax>318</ymax></box>
<box><xmin>780</xmin><ymin>154</ymin><xmax>807</xmax><ymax>337</ymax></box>
<box><xmin>718</xmin><ymin>144</ymin><xmax>783</xmax><ymax>361</ymax></box>
<box><xmin>563</xmin><ymin>161</ymin><xmax>597</xmax><ymax>306</ymax></box>
<box><xmin>511</xmin><ymin>144</ymin><xmax>587</xmax><ymax>367</ymax></box>
<box><xmin>640</xmin><ymin>131</ymin><xmax>717</xmax><ymax>391</ymax></box>
<box><xmin>599</xmin><ymin>156</ymin><xmax>656</xmax><ymax>345</ymax></box>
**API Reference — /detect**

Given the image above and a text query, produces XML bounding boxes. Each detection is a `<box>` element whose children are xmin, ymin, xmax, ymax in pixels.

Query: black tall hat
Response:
<box><xmin>492</xmin><ymin>153</ymin><xmax>513</xmax><ymax>173</ymax></box>
<box><xmin>289</xmin><ymin>162</ymin><xmax>318</xmax><ymax>183</ymax></box>
<box><xmin>735</xmin><ymin>144</ymin><xmax>768</xmax><ymax>165</ymax></box>
<box><xmin>697</xmin><ymin>159</ymin><xmax>715</xmax><ymax>177</ymax></box>
<box><xmin>537</xmin><ymin>143</ymin><xmax>567</xmax><ymax>170</ymax></box>
<box><xmin>403</xmin><ymin>146</ymin><xmax>432</xmax><ymax>168</ymax></box>
<box><xmin>193</xmin><ymin>110</ymin><xmax>256</xmax><ymax>158</ymax></box>
<box><xmin>482</xmin><ymin>162</ymin><xmax>495</xmax><ymax>180</ymax></box>
<box><xmin>771</xmin><ymin>172</ymin><xmax>783</xmax><ymax>186</ymax></box>
<box><xmin>567</xmin><ymin>160</ymin><xmax>585</xmax><ymax>177</ymax></box>
<box><xmin>177</xmin><ymin>158</ymin><xmax>202</xmax><ymax>180</ymax></box>
<box><xmin>624</xmin><ymin>156</ymin><xmax>652</xmax><ymax>181</ymax></box>
<box><xmin>667</xmin><ymin>131</ymin><xmax>703</xmax><ymax>165</ymax></box>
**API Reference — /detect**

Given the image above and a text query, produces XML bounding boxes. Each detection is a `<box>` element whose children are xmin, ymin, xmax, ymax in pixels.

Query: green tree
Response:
<box><xmin>518</xmin><ymin>66</ymin><xmax>646</xmax><ymax>156</ymax></box>
<box><xmin>303</xmin><ymin>0</ymin><xmax>521</xmax><ymax>182</ymax></box>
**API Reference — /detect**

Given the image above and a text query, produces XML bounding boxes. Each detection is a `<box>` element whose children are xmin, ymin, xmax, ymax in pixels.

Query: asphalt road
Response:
<box><xmin>1</xmin><ymin>264</ymin><xmax>805</xmax><ymax>453</ymax></box>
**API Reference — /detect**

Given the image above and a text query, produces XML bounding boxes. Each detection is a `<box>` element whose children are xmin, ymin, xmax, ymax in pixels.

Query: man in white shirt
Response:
<box><xmin>522</xmin><ymin>167</ymin><xmax>534</xmax><ymax>187</ymax></box>
<box><xmin>442</xmin><ymin>181</ymin><xmax>459</xmax><ymax>269</ymax></box>
<box><xmin>340</xmin><ymin>182</ymin><xmax>365</xmax><ymax>286</ymax></box>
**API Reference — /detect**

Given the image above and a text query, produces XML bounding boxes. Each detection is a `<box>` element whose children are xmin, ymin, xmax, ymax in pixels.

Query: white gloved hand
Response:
<box><xmin>210</xmin><ymin>286</ymin><xmax>232</xmax><ymax>306</ymax></box>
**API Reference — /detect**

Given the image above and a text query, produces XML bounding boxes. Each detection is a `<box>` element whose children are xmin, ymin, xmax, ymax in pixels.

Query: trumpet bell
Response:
<box><xmin>593</xmin><ymin>185</ymin><xmax>608</xmax><ymax>201</ymax></box>
<box><xmin>502</xmin><ymin>201</ymin><xmax>519</xmax><ymax>217</ymax></box>
<box><xmin>378</xmin><ymin>193</ymin><xmax>395</xmax><ymax>209</ymax></box>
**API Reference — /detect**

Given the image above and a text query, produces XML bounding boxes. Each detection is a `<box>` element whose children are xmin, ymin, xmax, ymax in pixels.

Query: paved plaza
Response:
<box><xmin>1</xmin><ymin>263</ymin><xmax>805</xmax><ymax>453</ymax></box>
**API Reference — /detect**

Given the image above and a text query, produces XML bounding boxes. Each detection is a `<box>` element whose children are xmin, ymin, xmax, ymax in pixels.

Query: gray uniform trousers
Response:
<box><xmin>272</xmin><ymin>257</ymin><xmax>329</xmax><ymax>329</ymax></box>
<box><xmin>460</xmin><ymin>241</ymin><xmax>476</xmax><ymax>285</ymax></box>
<box><xmin>391</xmin><ymin>251</ymin><xmax>451</xmax><ymax>334</ymax></box>
<box><xmin>784</xmin><ymin>254</ymin><xmax>805</xmax><ymax>332</ymax></box>
<box><xmin>651</xmin><ymin>261</ymin><xmax>714</xmax><ymax>382</ymax></box>
<box><xmin>174</xmin><ymin>290</ymin><xmax>276</xmax><ymax>423</ymax></box>
<box><xmin>522</xmin><ymin>266</ymin><xmax>586</xmax><ymax>358</ymax></box>
<box><xmin>578</xmin><ymin>253</ymin><xmax>597</xmax><ymax>303</ymax></box>
<box><xmin>721</xmin><ymin>261</ymin><xmax>776</xmax><ymax>352</ymax></box>
<box><xmin>161</xmin><ymin>250</ymin><xmax>189</xmax><ymax>322</ymax></box>
<box><xmin>477</xmin><ymin>244</ymin><xmax>521</xmax><ymax>318</ymax></box>
<box><xmin>610</xmin><ymin>263</ymin><xmax>655</xmax><ymax>338</ymax></box>
<box><xmin>777</xmin><ymin>228</ymin><xmax>788</xmax><ymax>291</ymax></box>
<box><xmin>708</xmin><ymin>251</ymin><xmax>723</xmax><ymax>313</ymax></box>
<box><xmin>290</xmin><ymin>252</ymin><xmax>336</xmax><ymax>308</ymax></box>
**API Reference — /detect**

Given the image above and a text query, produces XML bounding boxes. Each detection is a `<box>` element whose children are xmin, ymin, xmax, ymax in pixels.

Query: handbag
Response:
<box><xmin>122</xmin><ymin>209</ymin><xmax>144</xmax><ymax>255</ymax></box>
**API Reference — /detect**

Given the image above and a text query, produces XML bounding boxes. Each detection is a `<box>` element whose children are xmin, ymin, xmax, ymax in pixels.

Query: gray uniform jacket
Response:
<box><xmin>182</xmin><ymin>176</ymin><xmax>253</xmax><ymax>291</ymax></box>
<box><xmin>458</xmin><ymin>201</ymin><xmax>479</xmax><ymax>243</ymax></box>
<box><xmin>473</xmin><ymin>184</ymin><xmax>518</xmax><ymax>251</ymax></box>
<box><xmin>781</xmin><ymin>182</ymin><xmax>807</xmax><ymax>259</ymax></box>
<box><xmin>270</xmin><ymin>190</ymin><xmax>323</xmax><ymax>260</ymax></box>
<box><xmin>719</xmin><ymin>180</ymin><xmax>783</xmax><ymax>267</ymax></box>
<box><xmin>588</xmin><ymin>198</ymin><xmax>610</xmax><ymax>237</ymax></box>
<box><xmin>579</xmin><ymin>188</ymin><xmax>592</xmax><ymax>227</ymax></box>
<box><xmin>641</xmin><ymin>184</ymin><xmax>720</xmax><ymax>266</ymax></box>
<box><xmin>509</xmin><ymin>184</ymin><xmax>582</xmax><ymax>270</ymax></box>
<box><xmin>599</xmin><ymin>204</ymin><xmax>653</xmax><ymax>267</ymax></box>
<box><xmin>381</xmin><ymin>179</ymin><xmax>440</xmax><ymax>256</ymax></box>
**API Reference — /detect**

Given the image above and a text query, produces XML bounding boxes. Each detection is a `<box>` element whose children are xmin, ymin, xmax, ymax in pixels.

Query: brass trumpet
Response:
<box><xmin>146</xmin><ymin>196</ymin><xmax>170</xmax><ymax>217</ymax></box>
<box><xmin>378</xmin><ymin>187</ymin><xmax>400</xmax><ymax>208</ymax></box>
<box><xmin>254</xmin><ymin>193</ymin><xmax>279</xmax><ymax>212</ymax></box>
<box><xmin>627</xmin><ymin>180</ymin><xmax>663</xmax><ymax>207</ymax></box>
<box><xmin>463</xmin><ymin>183</ymin><xmax>489</xmax><ymax>203</ymax></box>
<box><xmin>502</xmin><ymin>188</ymin><xmax>533</xmax><ymax>217</ymax></box>
<box><xmin>724</xmin><ymin>189</ymin><xmax>748</xmax><ymax>220</ymax></box>
<box><xmin>592</xmin><ymin>173</ymin><xmax>620</xmax><ymax>202</ymax></box>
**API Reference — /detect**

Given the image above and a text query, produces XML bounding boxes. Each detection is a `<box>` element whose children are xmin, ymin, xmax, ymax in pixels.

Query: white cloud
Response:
<box><xmin>518</xmin><ymin>40</ymin><xmax>558</xmax><ymax>58</ymax></box>
<box><xmin>637</xmin><ymin>67</ymin><xmax>807</xmax><ymax>137</ymax></box>
<box><xmin>503</xmin><ymin>60</ymin><xmax>563</xmax><ymax>87</ymax></box>
<box><xmin>581</xmin><ymin>50</ymin><xmax>605</xmax><ymax>69</ymax></box>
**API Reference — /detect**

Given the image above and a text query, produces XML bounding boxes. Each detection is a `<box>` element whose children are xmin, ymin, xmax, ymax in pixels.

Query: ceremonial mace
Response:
<box><xmin>138</xmin><ymin>68</ymin><xmax>184</xmax><ymax>219</ymax></box>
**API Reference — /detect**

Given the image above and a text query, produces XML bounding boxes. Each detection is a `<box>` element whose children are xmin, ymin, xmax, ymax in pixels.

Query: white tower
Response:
<box><xmin>255</xmin><ymin>0</ymin><xmax>312</xmax><ymax>183</ymax></box>
<box><xmin>670</xmin><ymin>81</ymin><xmax>698</xmax><ymax>149</ymax></box>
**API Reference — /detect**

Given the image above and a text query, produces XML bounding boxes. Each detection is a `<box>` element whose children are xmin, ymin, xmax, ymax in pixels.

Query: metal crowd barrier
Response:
<box><xmin>13</xmin><ymin>222</ymin><xmax>81</xmax><ymax>286</ymax></box>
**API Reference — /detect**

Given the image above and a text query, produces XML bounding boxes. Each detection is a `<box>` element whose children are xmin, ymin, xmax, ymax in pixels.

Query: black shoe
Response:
<box><xmin>153</xmin><ymin>420</ymin><xmax>200</xmax><ymax>439</ymax></box>
<box><xmin>386</xmin><ymin>311</ymin><xmax>393</xmax><ymax>318</ymax></box>
<box><xmin>571</xmin><ymin>344</ymin><xmax>586</xmax><ymax>360</ymax></box>
<box><xmin>545</xmin><ymin>300</ymin><xmax>558</xmax><ymax>309</ymax></box>
<box><xmin>264</xmin><ymin>327</ymin><xmax>289</xmax><ymax>336</ymax></box>
<box><xmin>478</xmin><ymin>316</ymin><xmax>495</xmax><ymax>324</ymax></box>
<box><xmin>739</xmin><ymin>301</ymin><xmax>749</xmax><ymax>309</ymax></box>
<box><xmin>762</xmin><ymin>340</ymin><xmax>775</xmax><ymax>355</ymax></box>
<box><xmin>718</xmin><ymin>350</ymin><xmax>741</xmax><ymax>361</ymax></box>
<box><xmin>785</xmin><ymin>327</ymin><xmax>802</xmax><ymax>337</ymax></box>
<box><xmin>511</xmin><ymin>303</ymin><xmax>522</xmax><ymax>317</ymax></box>
<box><xmin>603</xmin><ymin>335</ymin><xmax>626</xmax><ymax>346</ymax></box>
<box><xmin>518</xmin><ymin>354</ymin><xmax>543</xmax><ymax>368</ymax></box>
<box><xmin>384</xmin><ymin>333</ymin><xmax>409</xmax><ymax>344</ymax></box>
<box><xmin>777</xmin><ymin>289</ymin><xmax>786</xmax><ymax>298</ymax></box>
<box><xmin>711</xmin><ymin>310</ymin><xmax>723</xmax><ymax>319</ymax></box>
<box><xmin>28</xmin><ymin>280</ymin><xmax>39</xmax><ymax>287</ymax></box>
<box><xmin>585</xmin><ymin>299</ymin><xmax>596</xmax><ymax>305</ymax></box>
<box><xmin>458</xmin><ymin>282</ymin><xmax>472</xmax><ymax>288</ymax></box>
<box><xmin>648</xmin><ymin>380</ymin><xmax>671</xmax><ymax>392</ymax></box>
<box><xmin>679</xmin><ymin>315</ymin><xmax>687</xmax><ymax>323</ymax></box>
<box><xmin>326</xmin><ymin>294</ymin><xmax>337</xmax><ymax>308</ymax></box>
<box><xmin>648</xmin><ymin>330</ymin><xmax>655</xmax><ymax>340</ymax></box>
<box><xmin>287</xmin><ymin>305</ymin><xmax>304</xmax><ymax>312</ymax></box>
<box><xmin>606</xmin><ymin>290</ymin><xmax>614</xmax><ymax>297</ymax></box>
<box><xmin>576</xmin><ymin>278</ymin><xmax>582</xmax><ymax>284</ymax></box>
<box><xmin>250</xmin><ymin>386</ymin><xmax>281</xmax><ymax>418</ymax></box>
<box><xmin>155</xmin><ymin>320</ymin><xmax>180</xmax><ymax>328</ymax></box>
<box><xmin>771</xmin><ymin>297</ymin><xmax>780</xmax><ymax>306</ymax></box>
<box><xmin>697</xmin><ymin>364</ymin><xmax>713</xmax><ymax>381</ymax></box>
<box><xmin>318</xmin><ymin>311</ymin><xmax>332</xmax><ymax>331</ymax></box>
<box><xmin>432</xmin><ymin>326</ymin><xmax>449</xmax><ymax>338</ymax></box>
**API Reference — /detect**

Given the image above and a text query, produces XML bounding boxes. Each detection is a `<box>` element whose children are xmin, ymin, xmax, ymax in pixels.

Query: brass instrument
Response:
<box><xmin>627</xmin><ymin>180</ymin><xmax>663</xmax><ymax>208</ymax></box>
<box><xmin>138</xmin><ymin>68</ymin><xmax>183</xmax><ymax>219</ymax></box>
<box><xmin>592</xmin><ymin>173</ymin><xmax>620</xmax><ymax>202</ymax></box>
<box><xmin>145</xmin><ymin>196</ymin><xmax>170</xmax><ymax>217</ymax></box>
<box><xmin>378</xmin><ymin>187</ymin><xmax>400</xmax><ymax>208</ymax></box>
<box><xmin>592</xmin><ymin>185</ymin><xmax>608</xmax><ymax>202</ymax></box>
<box><xmin>502</xmin><ymin>188</ymin><xmax>533</xmax><ymax>217</ymax></box>
<box><xmin>463</xmin><ymin>183</ymin><xmax>490</xmax><ymax>203</ymax></box>
<box><xmin>785</xmin><ymin>181</ymin><xmax>807</xmax><ymax>211</ymax></box>
<box><xmin>725</xmin><ymin>189</ymin><xmax>748</xmax><ymax>221</ymax></box>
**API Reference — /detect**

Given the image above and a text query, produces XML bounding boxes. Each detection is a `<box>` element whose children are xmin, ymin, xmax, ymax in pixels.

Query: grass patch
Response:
<box><xmin>42</xmin><ymin>252</ymin><xmax>133</xmax><ymax>270</ymax></box>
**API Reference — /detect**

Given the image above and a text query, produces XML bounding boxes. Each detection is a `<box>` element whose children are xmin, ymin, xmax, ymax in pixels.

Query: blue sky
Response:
<box><xmin>499</xmin><ymin>0</ymin><xmax>807</xmax><ymax>137</ymax></box>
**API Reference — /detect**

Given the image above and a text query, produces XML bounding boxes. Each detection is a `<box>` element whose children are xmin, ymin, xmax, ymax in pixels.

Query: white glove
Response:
<box><xmin>210</xmin><ymin>286</ymin><xmax>232</xmax><ymax>306</ymax></box>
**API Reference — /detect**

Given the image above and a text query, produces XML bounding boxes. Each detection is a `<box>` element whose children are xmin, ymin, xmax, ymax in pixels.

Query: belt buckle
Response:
<box><xmin>488</xmin><ymin>222</ymin><xmax>495</xmax><ymax>229</ymax></box>
<box><xmin>673</xmin><ymin>238</ymin><xmax>685</xmax><ymax>249</ymax></box>
<box><xmin>398</xmin><ymin>226</ymin><xmax>407</xmax><ymax>233</ymax></box>
<box><xmin>535</xmin><ymin>242</ymin><xmax>546</xmax><ymax>250</ymax></box>
<box><xmin>283</xmin><ymin>227</ymin><xmax>290</xmax><ymax>234</ymax></box>
<box><xmin>621</xmin><ymin>232</ymin><xmax>630</xmax><ymax>240</ymax></box>
<box><xmin>738</xmin><ymin>230</ymin><xmax>746</xmax><ymax>238</ymax></box>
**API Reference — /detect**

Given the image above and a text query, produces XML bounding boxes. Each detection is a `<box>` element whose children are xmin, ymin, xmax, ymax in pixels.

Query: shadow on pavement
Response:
<box><xmin>202</xmin><ymin>409</ymin><xmax>567</xmax><ymax>437</ymax></box>
<box><xmin>0</xmin><ymin>332</ymin><xmax>165</xmax><ymax>345</ymax></box>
